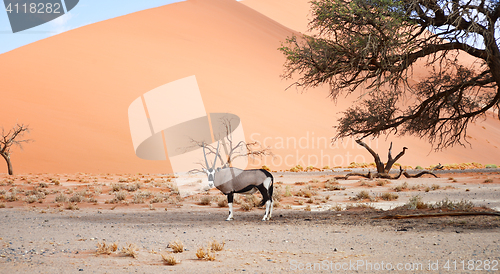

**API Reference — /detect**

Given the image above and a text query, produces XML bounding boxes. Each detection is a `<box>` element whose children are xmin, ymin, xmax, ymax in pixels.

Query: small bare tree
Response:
<box><xmin>189</xmin><ymin>117</ymin><xmax>272</xmax><ymax>172</ymax></box>
<box><xmin>1</xmin><ymin>123</ymin><xmax>32</xmax><ymax>175</ymax></box>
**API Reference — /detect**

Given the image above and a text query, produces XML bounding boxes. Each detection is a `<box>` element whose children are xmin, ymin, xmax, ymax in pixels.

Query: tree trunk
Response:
<box><xmin>355</xmin><ymin>139</ymin><xmax>385</xmax><ymax>173</ymax></box>
<box><xmin>1</xmin><ymin>153</ymin><xmax>13</xmax><ymax>175</ymax></box>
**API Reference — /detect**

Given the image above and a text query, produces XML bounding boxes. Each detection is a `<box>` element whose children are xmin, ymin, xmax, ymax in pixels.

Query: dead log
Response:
<box><xmin>403</xmin><ymin>171</ymin><xmax>438</xmax><ymax>178</ymax></box>
<box><xmin>337</xmin><ymin>139</ymin><xmax>438</xmax><ymax>179</ymax></box>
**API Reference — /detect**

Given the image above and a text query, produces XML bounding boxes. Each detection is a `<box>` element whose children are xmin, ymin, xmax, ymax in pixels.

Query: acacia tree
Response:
<box><xmin>280</xmin><ymin>0</ymin><xmax>500</xmax><ymax>149</ymax></box>
<box><xmin>1</xmin><ymin>124</ymin><xmax>32</xmax><ymax>175</ymax></box>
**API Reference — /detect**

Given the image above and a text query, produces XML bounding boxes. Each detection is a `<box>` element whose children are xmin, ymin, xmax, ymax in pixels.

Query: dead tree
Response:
<box><xmin>1</xmin><ymin>123</ymin><xmax>32</xmax><ymax>175</ymax></box>
<box><xmin>189</xmin><ymin>116</ymin><xmax>272</xmax><ymax>172</ymax></box>
<box><xmin>340</xmin><ymin>139</ymin><xmax>438</xmax><ymax>179</ymax></box>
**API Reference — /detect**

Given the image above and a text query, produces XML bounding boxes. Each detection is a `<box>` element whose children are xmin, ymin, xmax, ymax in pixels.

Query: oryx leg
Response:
<box><xmin>268</xmin><ymin>181</ymin><xmax>274</xmax><ymax>219</ymax></box>
<box><xmin>226</xmin><ymin>193</ymin><xmax>234</xmax><ymax>221</ymax></box>
<box><xmin>257</xmin><ymin>182</ymin><xmax>272</xmax><ymax>221</ymax></box>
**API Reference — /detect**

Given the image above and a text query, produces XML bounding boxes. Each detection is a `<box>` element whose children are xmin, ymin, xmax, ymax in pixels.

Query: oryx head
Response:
<box><xmin>202</xmin><ymin>141</ymin><xmax>220</xmax><ymax>188</ymax></box>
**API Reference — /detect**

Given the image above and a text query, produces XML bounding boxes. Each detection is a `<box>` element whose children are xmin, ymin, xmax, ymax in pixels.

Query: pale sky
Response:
<box><xmin>0</xmin><ymin>0</ymin><xmax>184</xmax><ymax>54</ymax></box>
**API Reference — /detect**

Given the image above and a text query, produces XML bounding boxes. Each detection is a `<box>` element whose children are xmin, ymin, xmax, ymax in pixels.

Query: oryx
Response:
<box><xmin>202</xmin><ymin>142</ymin><xmax>274</xmax><ymax>221</ymax></box>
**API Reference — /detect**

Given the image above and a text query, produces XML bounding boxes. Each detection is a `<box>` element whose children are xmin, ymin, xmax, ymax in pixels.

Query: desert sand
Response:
<box><xmin>1</xmin><ymin>1</ymin><xmax>500</xmax><ymax>272</ymax></box>
<box><xmin>0</xmin><ymin>170</ymin><xmax>499</xmax><ymax>272</ymax></box>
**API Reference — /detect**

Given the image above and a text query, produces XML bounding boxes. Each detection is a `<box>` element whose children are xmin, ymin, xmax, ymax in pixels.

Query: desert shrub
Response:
<box><xmin>325</xmin><ymin>180</ymin><xmax>345</xmax><ymax>191</ymax></box>
<box><xmin>240</xmin><ymin>202</ymin><xmax>253</xmax><ymax>211</ymax></box>
<box><xmin>378</xmin><ymin>193</ymin><xmax>399</xmax><ymax>201</ymax></box>
<box><xmin>54</xmin><ymin>193</ymin><xmax>68</xmax><ymax>203</ymax></box>
<box><xmin>150</xmin><ymin>193</ymin><xmax>165</xmax><ymax>203</ymax></box>
<box><xmin>217</xmin><ymin>197</ymin><xmax>227</xmax><ymax>207</ymax></box>
<box><xmin>485</xmin><ymin>164</ymin><xmax>497</xmax><ymax>168</ymax></box>
<box><xmin>132</xmin><ymin>193</ymin><xmax>145</xmax><ymax>204</ymax></box>
<box><xmin>402</xmin><ymin>195</ymin><xmax>428</xmax><ymax>210</ymax></box>
<box><xmin>25</xmin><ymin>195</ymin><xmax>39</xmax><ymax>203</ymax></box>
<box><xmin>169</xmin><ymin>240</ymin><xmax>184</xmax><ymax>253</ymax></box>
<box><xmin>415</xmin><ymin>166</ymin><xmax>423</xmax><ymax>170</ymax></box>
<box><xmin>50</xmin><ymin>178</ymin><xmax>60</xmax><ymax>185</ymax></box>
<box><xmin>261</xmin><ymin>165</ymin><xmax>271</xmax><ymax>171</ymax></box>
<box><xmin>303</xmin><ymin>190</ymin><xmax>313</xmax><ymax>198</ymax></box>
<box><xmin>69</xmin><ymin>193</ymin><xmax>85</xmax><ymax>203</ymax></box>
<box><xmin>199</xmin><ymin>195</ymin><xmax>212</xmax><ymax>205</ymax></box>
<box><xmin>5</xmin><ymin>193</ymin><xmax>18</xmax><ymax>202</ymax></box>
<box><xmin>359</xmin><ymin>180</ymin><xmax>373</xmax><ymax>187</ymax></box>
<box><xmin>114</xmin><ymin>190</ymin><xmax>127</xmax><ymax>201</ymax></box>
<box><xmin>121</xmin><ymin>243</ymin><xmax>139</xmax><ymax>258</ymax></box>
<box><xmin>66</xmin><ymin>203</ymin><xmax>79</xmax><ymax>210</ymax></box>
<box><xmin>96</xmin><ymin>241</ymin><xmax>118</xmax><ymax>255</ymax></box>
<box><xmin>432</xmin><ymin>198</ymin><xmax>473</xmax><ymax>211</ymax></box>
<box><xmin>209</xmin><ymin>239</ymin><xmax>225</xmax><ymax>251</ymax></box>
<box><xmin>162</xmin><ymin>253</ymin><xmax>180</xmax><ymax>265</ymax></box>
<box><xmin>289</xmin><ymin>165</ymin><xmax>304</xmax><ymax>172</ymax></box>
<box><xmin>393</xmin><ymin>182</ymin><xmax>409</xmax><ymax>192</ymax></box>
<box><xmin>351</xmin><ymin>191</ymin><xmax>371</xmax><ymax>201</ymax></box>
<box><xmin>483</xmin><ymin>178</ymin><xmax>493</xmax><ymax>183</ymax></box>
<box><xmin>284</xmin><ymin>185</ymin><xmax>292</xmax><ymax>197</ymax></box>
<box><xmin>375</xmin><ymin>179</ymin><xmax>389</xmax><ymax>186</ymax></box>
<box><xmin>272</xmin><ymin>186</ymin><xmax>283</xmax><ymax>202</ymax></box>
<box><xmin>330</xmin><ymin>204</ymin><xmax>342</xmax><ymax>211</ymax></box>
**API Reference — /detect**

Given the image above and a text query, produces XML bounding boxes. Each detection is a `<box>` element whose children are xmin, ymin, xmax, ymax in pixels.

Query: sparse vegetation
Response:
<box><xmin>96</xmin><ymin>241</ymin><xmax>118</xmax><ymax>255</ymax></box>
<box><xmin>209</xmin><ymin>239</ymin><xmax>225</xmax><ymax>252</ymax></box>
<box><xmin>393</xmin><ymin>182</ymin><xmax>409</xmax><ymax>192</ymax></box>
<box><xmin>378</xmin><ymin>192</ymin><xmax>399</xmax><ymax>201</ymax></box>
<box><xmin>199</xmin><ymin>195</ymin><xmax>212</xmax><ymax>205</ymax></box>
<box><xmin>121</xmin><ymin>243</ymin><xmax>138</xmax><ymax>258</ymax></box>
<box><xmin>162</xmin><ymin>253</ymin><xmax>180</xmax><ymax>265</ymax></box>
<box><xmin>169</xmin><ymin>240</ymin><xmax>184</xmax><ymax>253</ymax></box>
<box><xmin>375</xmin><ymin>179</ymin><xmax>389</xmax><ymax>186</ymax></box>
<box><xmin>351</xmin><ymin>191</ymin><xmax>371</xmax><ymax>201</ymax></box>
<box><xmin>55</xmin><ymin>193</ymin><xmax>68</xmax><ymax>203</ymax></box>
<box><xmin>217</xmin><ymin>196</ymin><xmax>228</xmax><ymax>207</ymax></box>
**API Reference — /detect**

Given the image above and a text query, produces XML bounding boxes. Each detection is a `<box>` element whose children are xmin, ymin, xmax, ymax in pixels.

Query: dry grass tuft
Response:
<box><xmin>351</xmin><ymin>191</ymin><xmax>371</xmax><ymax>201</ymax></box>
<box><xmin>196</xmin><ymin>246</ymin><xmax>207</xmax><ymax>259</ymax></box>
<box><xmin>217</xmin><ymin>197</ymin><xmax>228</xmax><ymax>207</ymax></box>
<box><xmin>121</xmin><ymin>243</ymin><xmax>139</xmax><ymax>258</ymax></box>
<box><xmin>169</xmin><ymin>240</ymin><xmax>184</xmax><ymax>253</ymax></box>
<box><xmin>378</xmin><ymin>192</ymin><xmax>399</xmax><ymax>201</ymax></box>
<box><xmin>65</xmin><ymin>203</ymin><xmax>79</xmax><ymax>210</ymax></box>
<box><xmin>240</xmin><ymin>202</ymin><xmax>253</xmax><ymax>211</ymax></box>
<box><xmin>393</xmin><ymin>182</ymin><xmax>409</xmax><ymax>192</ymax></box>
<box><xmin>196</xmin><ymin>247</ymin><xmax>216</xmax><ymax>261</ymax></box>
<box><xmin>96</xmin><ymin>241</ymin><xmax>118</xmax><ymax>255</ymax></box>
<box><xmin>161</xmin><ymin>253</ymin><xmax>180</xmax><ymax>265</ymax></box>
<box><xmin>375</xmin><ymin>179</ymin><xmax>390</xmax><ymax>186</ymax></box>
<box><xmin>199</xmin><ymin>195</ymin><xmax>212</xmax><ymax>205</ymax></box>
<box><xmin>209</xmin><ymin>239</ymin><xmax>225</xmax><ymax>252</ymax></box>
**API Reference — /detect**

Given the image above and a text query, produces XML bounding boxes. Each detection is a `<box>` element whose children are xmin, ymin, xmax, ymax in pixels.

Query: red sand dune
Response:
<box><xmin>1</xmin><ymin>0</ymin><xmax>499</xmax><ymax>174</ymax></box>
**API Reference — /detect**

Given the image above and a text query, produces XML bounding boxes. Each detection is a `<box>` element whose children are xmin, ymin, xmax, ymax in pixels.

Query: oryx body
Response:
<box><xmin>202</xmin><ymin>143</ymin><xmax>274</xmax><ymax>221</ymax></box>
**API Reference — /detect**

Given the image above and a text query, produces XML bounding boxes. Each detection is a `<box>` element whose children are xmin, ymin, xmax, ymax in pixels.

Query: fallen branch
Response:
<box><xmin>374</xmin><ymin>211</ymin><xmax>500</xmax><ymax>219</ymax></box>
<box><xmin>402</xmin><ymin>170</ymin><xmax>438</xmax><ymax>178</ymax></box>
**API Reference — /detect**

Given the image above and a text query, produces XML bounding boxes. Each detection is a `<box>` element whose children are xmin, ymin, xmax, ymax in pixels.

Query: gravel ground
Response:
<box><xmin>0</xmin><ymin>206</ymin><xmax>499</xmax><ymax>273</ymax></box>
<box><xmin>0</xmin><ymin>171</ymin><xmax>499</xmax><ymax>273</ymax></box>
